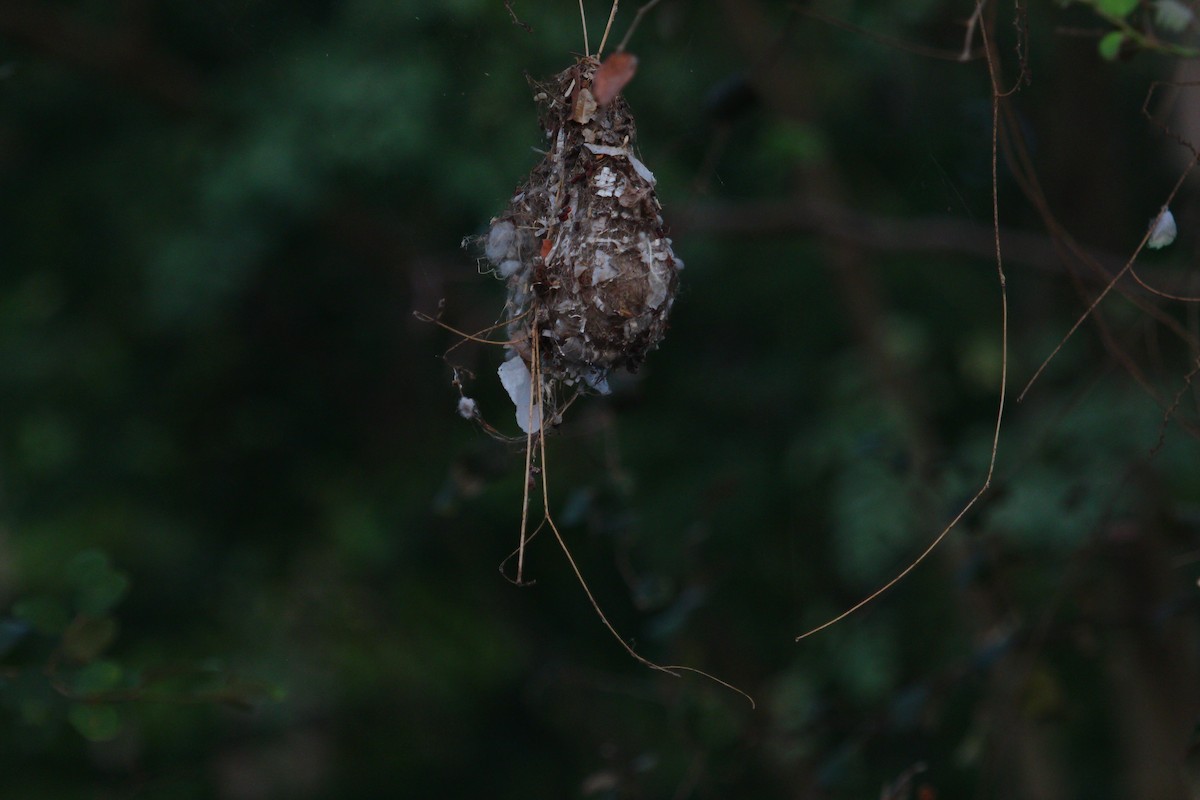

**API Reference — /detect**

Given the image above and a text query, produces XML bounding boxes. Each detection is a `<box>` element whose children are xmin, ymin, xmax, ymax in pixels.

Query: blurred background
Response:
<box><xmin>2</xmin><ymin>1</ymin><xmax>1200</xmax><ymax>797</ymax></box>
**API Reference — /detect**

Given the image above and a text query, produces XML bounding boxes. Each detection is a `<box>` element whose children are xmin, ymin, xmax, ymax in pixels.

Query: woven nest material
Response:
<box><xmin>484</xmin><ymin>56</ymin><xmax>682</xmax><ymax>429</ymax></box>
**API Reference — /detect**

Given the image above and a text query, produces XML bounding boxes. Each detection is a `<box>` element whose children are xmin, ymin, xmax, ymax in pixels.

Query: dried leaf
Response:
<box><xmin>571</xmin><ymin>86</ymin><xmax>597</xmax><ymax>124</ymax></box>
<box><xmin>592</xmin><ymin>52</ymin><xmax>638</xmax><ymax>106</ymax></box>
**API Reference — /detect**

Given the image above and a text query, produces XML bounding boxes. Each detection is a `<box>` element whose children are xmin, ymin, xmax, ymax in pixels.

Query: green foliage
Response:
<box><xmin>760</xmin><ymin>120</ymin><xmax>830</xmax><ymax>168</ymax></box>
<box><xmin>70</xmin><ymin>660</ymin><xmax>124</xmax><ymax>695</ymax></box>
<box><xmin>12</xmin><ymin>596</ymin><xmax>70</xmax><ymax>636</ymax></box>
<box><xmin>66</xmin><ymin>550</ymin><xmax>129</xmax><ymax>616</ymax></box>
<box><xmin>2</xmin><ymin>549</ymin><xmax>276</xmax><ymax>754</ymax></box>
<box><xmin>67</xmin><ymin>704</ymin><xmax>123</xmax><ymax>742</ymax></box>
<box><xmin>1098</xmin><ymin>30</ymin><xmax>1127</xmax><ymax>60</ymax></box>
<box><xmin>1066</xmin><ymin>0</ymin><xmax>1200</xmax><ymax>57</ymax></box>
<box><xmin>1098</xmin><ymin>0</ymin><xmax>1140</xmax><ymax>17</ymax></box>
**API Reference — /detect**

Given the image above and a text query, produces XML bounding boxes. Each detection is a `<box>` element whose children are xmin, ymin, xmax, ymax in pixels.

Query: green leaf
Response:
<box><xmin>65</xmin><ymin>549</ymin><xmax>109</xmax><ymax>584</ymax></box>
<box><xmin>71</xmin><ymin>660</ymin><xmax>124</xmax><ymax>696</ymax></box>
<box><xmin>12</xmin><ymin>596</ymin><xmax>70</xmax><ymax>635</ymax></box>
<box><xmin>761</xmin><ymin>120</ymin><xmax>829</xmax><ymax>166</ymax></box>
<box><xmin>76</xmin><ymin>571</ymin><xmax>129</xmax><ymax>616</ymax></box>
<box><xmin>68</xmin><ymin>704</ymin><xmax>122</xmax><ymax>742</ymax></box>
<box><xmin>1098</xmin><ymin>0</ymin><xmax>1139</xmax><ymax>18</ymax></box>
<box><xmin>1098</xmin><ymin>31</ymin><xmax>1126</xmax><ymax>60</ymax></box>
<box><xmin>15</xmin><ymin>412</ymin><xmax>78</xmax><ymax>475</ymax></box>
<box><xmin>67</xmin><ymin>550</ymin><xmax>129</xmax><ymax>616</ymax></box>
<box><xmin>60</xmin><ymin>615</ymin><xmax>118</xmax><ymax>663</ymax></box>
<box><xmin>18</xmin><ymin>694</ymin><xmax>54</xmax><ymax>727</ymax></box>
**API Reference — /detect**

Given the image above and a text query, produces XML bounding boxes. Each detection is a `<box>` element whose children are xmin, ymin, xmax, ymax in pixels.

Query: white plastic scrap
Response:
<box><xmin>457</xmin><ymin>396</ymin><xmax>478</xmax><ymax>419</ymax></box>
<box><xmin>627</xmin><ymin>154</ymin><xmax>656</xmax><ymax>187</ymax></box>
<box><xmin>498</xmin><ymin>356</ymin><xmax>542</xmax><ymax>434</ymax></box>
<box><xmin>593</xmin><ymin>166</ymin><xmax>618</xmax><ymax>197</ymax></box>
<box><xmin>646</xmin><ymin>263</ymin><xmax>669</xmax><ymax>309</ymax></box>
<box><xmin>584</xmin><ymin>143</ymin><xmax>627</xmax><ymax>157</ymax></box>
<box><xmin>583</xmin><ymin>370</ymin><xmax>611</xmax><ymax>395</ymax></box>
<box><xmin>1148</xmin><ymin>207</ymin><xmax>1177</xmax><ymax>250</ymax></box>
<box><xmin>591</xmin><ymin>250</ymin><xmax>619</xmax><ymax>283</ymax></box>
<box><xmin>583</xmin><ymin>142</ymin><xmax>656</xmax><ymax>186</ymax></box>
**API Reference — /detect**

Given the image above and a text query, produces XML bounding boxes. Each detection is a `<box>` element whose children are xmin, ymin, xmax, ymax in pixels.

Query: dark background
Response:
<box><xmin>3</xmin><ymin>1</ymin><xmax>1200</xmax><ymax>798</ymax></box>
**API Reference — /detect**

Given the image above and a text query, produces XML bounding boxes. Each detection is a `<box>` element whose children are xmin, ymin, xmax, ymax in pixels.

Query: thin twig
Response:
<box><xmin>412</xmin><ymin>309</ymin><xmax>524</xmax><ymax>347</ymax></box>
<box><xmin>535</xmin><ymin>406</ymin><xmax>755</xmax><ymax>707</ymax></box>
<box><xmin>1149</xmin><ymin>354</ymin><xmax>1200</xmax><ymax>458</ymax></box>
<box><xmin>0</xmin><ymin>0</ymin><xmax>205</xmax><ymax>112</ymax></box>
<box><xmin>1017</xmin><ymin>157</ymin><xmax>1198</xmax><ymax>402</ymax></box>
<box><xmin>961</xmin><ymin>2</ymin><xmax>984</xmax><ymax>61</ymax></box>
<box><xmin>794</xmin><ymin>4</ymin><xmax>983</xmax><ymax>62</ymax></box>
<box><xmin>502</xmin><ymin>306</ymin><xmax>754</xmax><ymax>705</ymax></box>
<box><xmin>1130</xmin><ymin>205</ymin><xmax>1200</xmax><ymax>303</ymax></box>
<box><xmin>1129</xmin><ymin>81</ymin><xmax>1200</xmax><ymax>302</ymax></box>
<box><xmin>504</xmin><ymin>0</ymin><xmax>533</xmax><ymax>32</ymax></box>
<box><xmin>516</xmin><ymin>326</ymin><xmax>543</xmax><ymax>585</ymax></box>
<box><xmin>1141</xmin><ymin>79</ymin><xmax>1200</xmax><ymax>159</ymax></box>
<box><xmin>796</xmin><ymin>0</ymin><xmax>1008</xmax><ymax>642</ymax></box>
<box><xmin>617</xmin><ymin>0</ymin><xmax>664</xmax><ymax>53</ymax></box>
<box><xmin>579</xmin><ymin>0</ymin><xmax>590</xmax><ymax>56</ymax></box>
<box><xmin>995</xmin><ymin>80</ymin><xmax>1200</xmax><ymax>367</ymax></box>
<box><xmin>596</xmin><ymin>0</ymin><xmax>620</xmax><ymax>59</ymax></box>
<box><xmin>671</xmin><ymin>198</ymin><xmax>1138</xmax><ymax>278</ymax></box>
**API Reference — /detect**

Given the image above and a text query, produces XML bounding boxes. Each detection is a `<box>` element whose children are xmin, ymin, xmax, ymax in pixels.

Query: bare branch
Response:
<box><xmin>503</xmin><ymin>1</ymin><xmax>533</xmax><ymax>33</ymax></box>
<box><xmin>0</xmin><ymin>0</ymin><xmax>204</xmax><ymax>113</ymax></box>
<box><xmin>671</xmin><ymin>198</ymin><xmax>1129</xmax><ymax>278</ymax></box>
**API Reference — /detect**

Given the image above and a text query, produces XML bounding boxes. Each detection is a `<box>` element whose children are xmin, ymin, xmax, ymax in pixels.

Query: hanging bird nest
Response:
<box><xmin>429</xmin><ymin>19</ymin><xmax>751</xmax><ymax>706</ymax></box>
<box><xmin>483</xmin><ymin>54</ymin><xmax>683</xmax><ymax>432</ymax></box>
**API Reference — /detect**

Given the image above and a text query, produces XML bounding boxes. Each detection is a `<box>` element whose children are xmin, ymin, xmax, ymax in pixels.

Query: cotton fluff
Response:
<box><xmin>1155</xmin><ymin>0</ymin><xmax>1194</xmax><ymax>32</ymax></box>
<box><xmin>1148</xmin><ymin>207</ymin><xmax>1177</xmax><ymax>250</ymax></box>
<box><xmin>486</xmin><ymin>220</ymin><xmax>517</xmax><ymax>263</ymax></box>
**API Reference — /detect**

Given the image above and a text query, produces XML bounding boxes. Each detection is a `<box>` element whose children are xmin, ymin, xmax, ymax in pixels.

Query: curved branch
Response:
<box><xmin>0</xmin><ymin>1</ymin><xmax>205</xmax><ymax>113</ymax></box>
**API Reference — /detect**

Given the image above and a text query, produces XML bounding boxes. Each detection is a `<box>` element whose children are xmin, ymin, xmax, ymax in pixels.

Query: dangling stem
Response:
<box><xmin>795</xmin><ymin>0</ymin><xmax>1009</xmax><ymax>643</ymax></box>
<box><xmin>515</xmin><ymin>419</ymin><xmax>534</xmax><ymax>585</ymax></box>
<box><xmin>412</xmin><ymin>309</ymin><xmax>528</xmax><ymax>350</ymax></box>
<box><xmin>579</xmin><ymin>0</ymin><xmax>590</xmax><ymax>57</ymax></box>
<box><xmin>515</xmin><ymin>325</ymin><xmax>544</xmax><ymax>585</ymax></box>
<box><xmin>596</xmin><ymin>0</ymin><xmax>620</xmax><ymax>58</ymax></box>
<box><xmin>617</xmin><ymin>0</ymin><xmax>664</xmax><ymax>53</ymax></box>
<box><xmin>530</xmin><ymin>350</ymin><xmax>754</xmax><ymax>707</ymax></box>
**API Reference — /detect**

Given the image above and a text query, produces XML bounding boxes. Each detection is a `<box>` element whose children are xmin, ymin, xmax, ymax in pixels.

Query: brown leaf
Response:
<box><xmin>570</xmin><ymin>86</ymin><xmax>597</xmax><ymax>124</ymax></box>
<box><xmin>592</xmin><ymin>52</ymin><xmax>638</xmax><ymax>106</ymax></box>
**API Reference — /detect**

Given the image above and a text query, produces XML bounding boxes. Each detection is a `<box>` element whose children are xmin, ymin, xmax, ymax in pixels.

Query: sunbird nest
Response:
<box><xmin>483</xmin><ymin>55</ymin><xmax>682</xmax><ymax>432</ymax></box>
